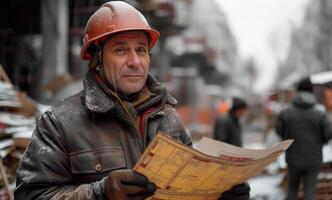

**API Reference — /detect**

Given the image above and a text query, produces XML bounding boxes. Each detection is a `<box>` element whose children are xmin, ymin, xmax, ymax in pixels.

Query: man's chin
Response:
<box><xmin>121</xmin><ymin>85</ymin><xmax>144</xmax><ymax>95</ymax></box>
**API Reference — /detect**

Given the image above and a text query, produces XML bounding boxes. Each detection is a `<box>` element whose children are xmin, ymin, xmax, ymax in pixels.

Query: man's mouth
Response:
<box><xmin>123</xmin><ymin>74</ymin><xmax>143</xmax><ymax>78</ymax></box>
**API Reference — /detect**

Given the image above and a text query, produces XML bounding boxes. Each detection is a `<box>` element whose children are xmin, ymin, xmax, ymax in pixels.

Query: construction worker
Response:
<box><xmin>276</xmin><ymin>77</ymin><xmax>332</xmax><ymax>200</ymax></box>
<box><xmin>213</xmin><ymin>97</ymin><xmax>248</xmax><ymax>147</ymax></box>
<box><xmin>15</xmin><ymin>1</ymin><xmax>250</xmax><ymax>199</ymax></box>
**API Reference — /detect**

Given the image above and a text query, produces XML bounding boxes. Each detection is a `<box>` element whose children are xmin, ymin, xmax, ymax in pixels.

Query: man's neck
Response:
<box><xmin>117</xmin><ymin>91</ymin><xmax>140</xmax><ymax>102</ymax></box>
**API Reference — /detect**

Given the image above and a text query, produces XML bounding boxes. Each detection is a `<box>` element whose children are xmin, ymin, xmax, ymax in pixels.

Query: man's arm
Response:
<box><xmin>15</xmin><ymin>112</ymin><xmax>107</xmax><ymax>200</ymax></box>
<box><xmin>157</xmin><ymin>107</ymin><xmax>192</xmax><ymax>146</ymax></box>
<box><xmin>213</xmin><ymin>117</ymin><xmax>229</xmax><ymax>143</ymax></box>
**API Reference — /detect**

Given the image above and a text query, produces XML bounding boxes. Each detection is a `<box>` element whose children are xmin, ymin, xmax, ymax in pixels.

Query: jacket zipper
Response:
<box><xmin>116</xmin><ymin>106</ymin><xmax>144</xmax><ymax>153</ymax></box>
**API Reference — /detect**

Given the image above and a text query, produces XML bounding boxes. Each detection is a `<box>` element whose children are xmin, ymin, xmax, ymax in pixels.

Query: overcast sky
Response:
<box><xmin>214</xmin><ymin>0</ymin><xmax>310</xmax><ymax>92</ymax></box>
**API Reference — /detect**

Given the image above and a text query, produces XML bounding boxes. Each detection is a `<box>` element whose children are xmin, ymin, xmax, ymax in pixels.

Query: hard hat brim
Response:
<box><xmin>81</xmin><ymin>28</ymin><xmax>160</xmax><ymax>60</ymax></box>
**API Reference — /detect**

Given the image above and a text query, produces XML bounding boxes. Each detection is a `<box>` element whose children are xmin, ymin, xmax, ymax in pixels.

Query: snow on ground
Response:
<box><xmin>248</xmin><ymin>174</ymin><xmax>285</xmax><ymax>200</ymax></box>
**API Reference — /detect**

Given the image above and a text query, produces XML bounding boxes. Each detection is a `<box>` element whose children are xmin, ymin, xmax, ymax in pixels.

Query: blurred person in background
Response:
<box><xmin>15</xmin><ymin>1</ymin><xmax>250</xmax><ymax>199</ymax></box>
<box><xmin>213</xmin><ymin>97</ymin><xmax>248</xmax><ymax>147</ymax></box>
<box><xmin>276</xmin><ymin>76</ymin><xmax>332</xmax><ymax>200</ymax></box>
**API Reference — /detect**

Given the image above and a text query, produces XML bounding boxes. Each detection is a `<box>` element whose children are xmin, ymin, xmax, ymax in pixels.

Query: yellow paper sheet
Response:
<box><xmin>134</xmin><ymin>133</ymin><xmax>293</xmax><ymax>200</ymax></box>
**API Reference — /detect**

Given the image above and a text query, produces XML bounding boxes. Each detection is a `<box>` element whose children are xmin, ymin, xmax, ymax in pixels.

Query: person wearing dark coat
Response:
<box><xmin>276</xmin><ymin>77</ymin><xmax>332</xmax><ymax>200</ymax></box>
<box><xmin>213</xmin><ymin>97</ymin><xmax>248</xmax><ymax>147</ymax></box>
<box><xmin>15</xmin><ymin>1</ymin><xmax>250</xmax><ymax>199</ymax></box>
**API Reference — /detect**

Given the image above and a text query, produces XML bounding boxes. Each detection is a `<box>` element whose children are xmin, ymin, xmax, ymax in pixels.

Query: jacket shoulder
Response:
<box><xmin>48</xmin><ymin>91</ymin><xmax>85</xmax><ymax>117</ymax></box>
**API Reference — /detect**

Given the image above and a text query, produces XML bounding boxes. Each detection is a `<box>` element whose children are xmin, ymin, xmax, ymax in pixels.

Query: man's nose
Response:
<box><xmin>127</xmin><ymin>50</ymin><xmax>140</xmax><ymax>67</ymax></box>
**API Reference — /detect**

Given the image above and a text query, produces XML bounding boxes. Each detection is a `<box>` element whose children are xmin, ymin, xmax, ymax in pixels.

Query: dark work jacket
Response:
<box><xmin>15</xmin><ymin>71</ymin><xmax>192</xmax><ymax>200</ymax></box>
<box><xmin>213</xmin><ymin>112</ymin><xmax>242</xmax><ymax>147</ymax></box>
<box><xmin>276</xmin><ymin>92</ymin><xmax>332</xmax><ymax>168</ymax></box>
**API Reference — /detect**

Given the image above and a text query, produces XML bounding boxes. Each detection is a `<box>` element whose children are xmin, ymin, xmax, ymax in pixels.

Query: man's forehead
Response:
<box><xmin>110</xmin><ymin>31</ymin><xmax>148</xmax><ymax>42</ymax></box>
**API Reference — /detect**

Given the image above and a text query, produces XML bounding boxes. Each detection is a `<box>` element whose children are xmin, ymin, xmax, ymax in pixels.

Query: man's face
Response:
<box><xmin>102</xmin><ymin>31</ymin><xmax>150</xmax><ymax>95</ymax></box>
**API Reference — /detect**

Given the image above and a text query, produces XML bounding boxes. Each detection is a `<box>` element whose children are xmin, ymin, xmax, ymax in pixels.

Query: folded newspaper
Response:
<box><xmin>134</xmin><ymin>133</ymin><xmax>293</xmax><ymax>200</ymax></box>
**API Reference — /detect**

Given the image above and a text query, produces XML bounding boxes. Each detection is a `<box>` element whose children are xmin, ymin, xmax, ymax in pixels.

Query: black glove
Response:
<box><xmin>105</xmin><ymin>169</ymin><xmax>157</xmax><ymax>200</ymax></box>
<box><xmin>219</xmin><ymin>182</ymin><xmax>250</xmax><ymax>200</ymax></box>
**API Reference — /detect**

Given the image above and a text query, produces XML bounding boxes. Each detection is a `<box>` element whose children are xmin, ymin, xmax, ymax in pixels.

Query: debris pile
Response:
<box><xmin>0</xmin><ymin>68</ymin><xmax>40</xmax><ymax>199</ymax></box>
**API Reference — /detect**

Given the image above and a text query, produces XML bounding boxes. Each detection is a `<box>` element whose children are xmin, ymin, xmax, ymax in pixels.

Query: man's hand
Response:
<box><xmin>219</xmin><ymin>182</ymin><xmax>250</xmax><ymax>200</ymax></box>
<box><xmin>106</xmin><ymin>169</ymin><xmax>157</xmax><ymax>200</ymax></box>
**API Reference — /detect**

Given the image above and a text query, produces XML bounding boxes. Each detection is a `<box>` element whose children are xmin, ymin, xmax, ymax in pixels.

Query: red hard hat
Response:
<box><xmin>81</xmin><ymin>1</ymin><xmax>160</xmax><ymax>60</ymax></box>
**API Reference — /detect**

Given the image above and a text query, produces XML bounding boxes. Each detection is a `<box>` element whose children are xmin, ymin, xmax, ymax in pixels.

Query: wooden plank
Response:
<box><xmin>0</xmin><ymin>64</ymin><xmax>12</xmax><ymax>85</ymax></box>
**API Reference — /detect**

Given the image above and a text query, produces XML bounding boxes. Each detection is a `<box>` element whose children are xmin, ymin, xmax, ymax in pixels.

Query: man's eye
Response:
<box><xmin>114</xmin><ymin>47</ymin><xmax>127</xmax><ymax>54</ymax></box>
<box><xmin>136</xmin><ymin>47</ymin><xmax>148</xmax><ymax>55</ymax></box>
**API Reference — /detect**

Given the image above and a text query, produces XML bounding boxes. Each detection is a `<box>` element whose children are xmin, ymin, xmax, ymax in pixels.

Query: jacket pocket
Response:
<box><xmin>70</xmin><ymin>147</ymin><xmax>126</xmax><ymax>174</ymax></box>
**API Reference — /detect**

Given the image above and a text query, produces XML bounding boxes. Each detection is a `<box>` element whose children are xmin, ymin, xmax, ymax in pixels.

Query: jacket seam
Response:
<box><xmin>47</xmin><ymin>110</ymin><xmax>70</xmax><ymax>155</ymax></box>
